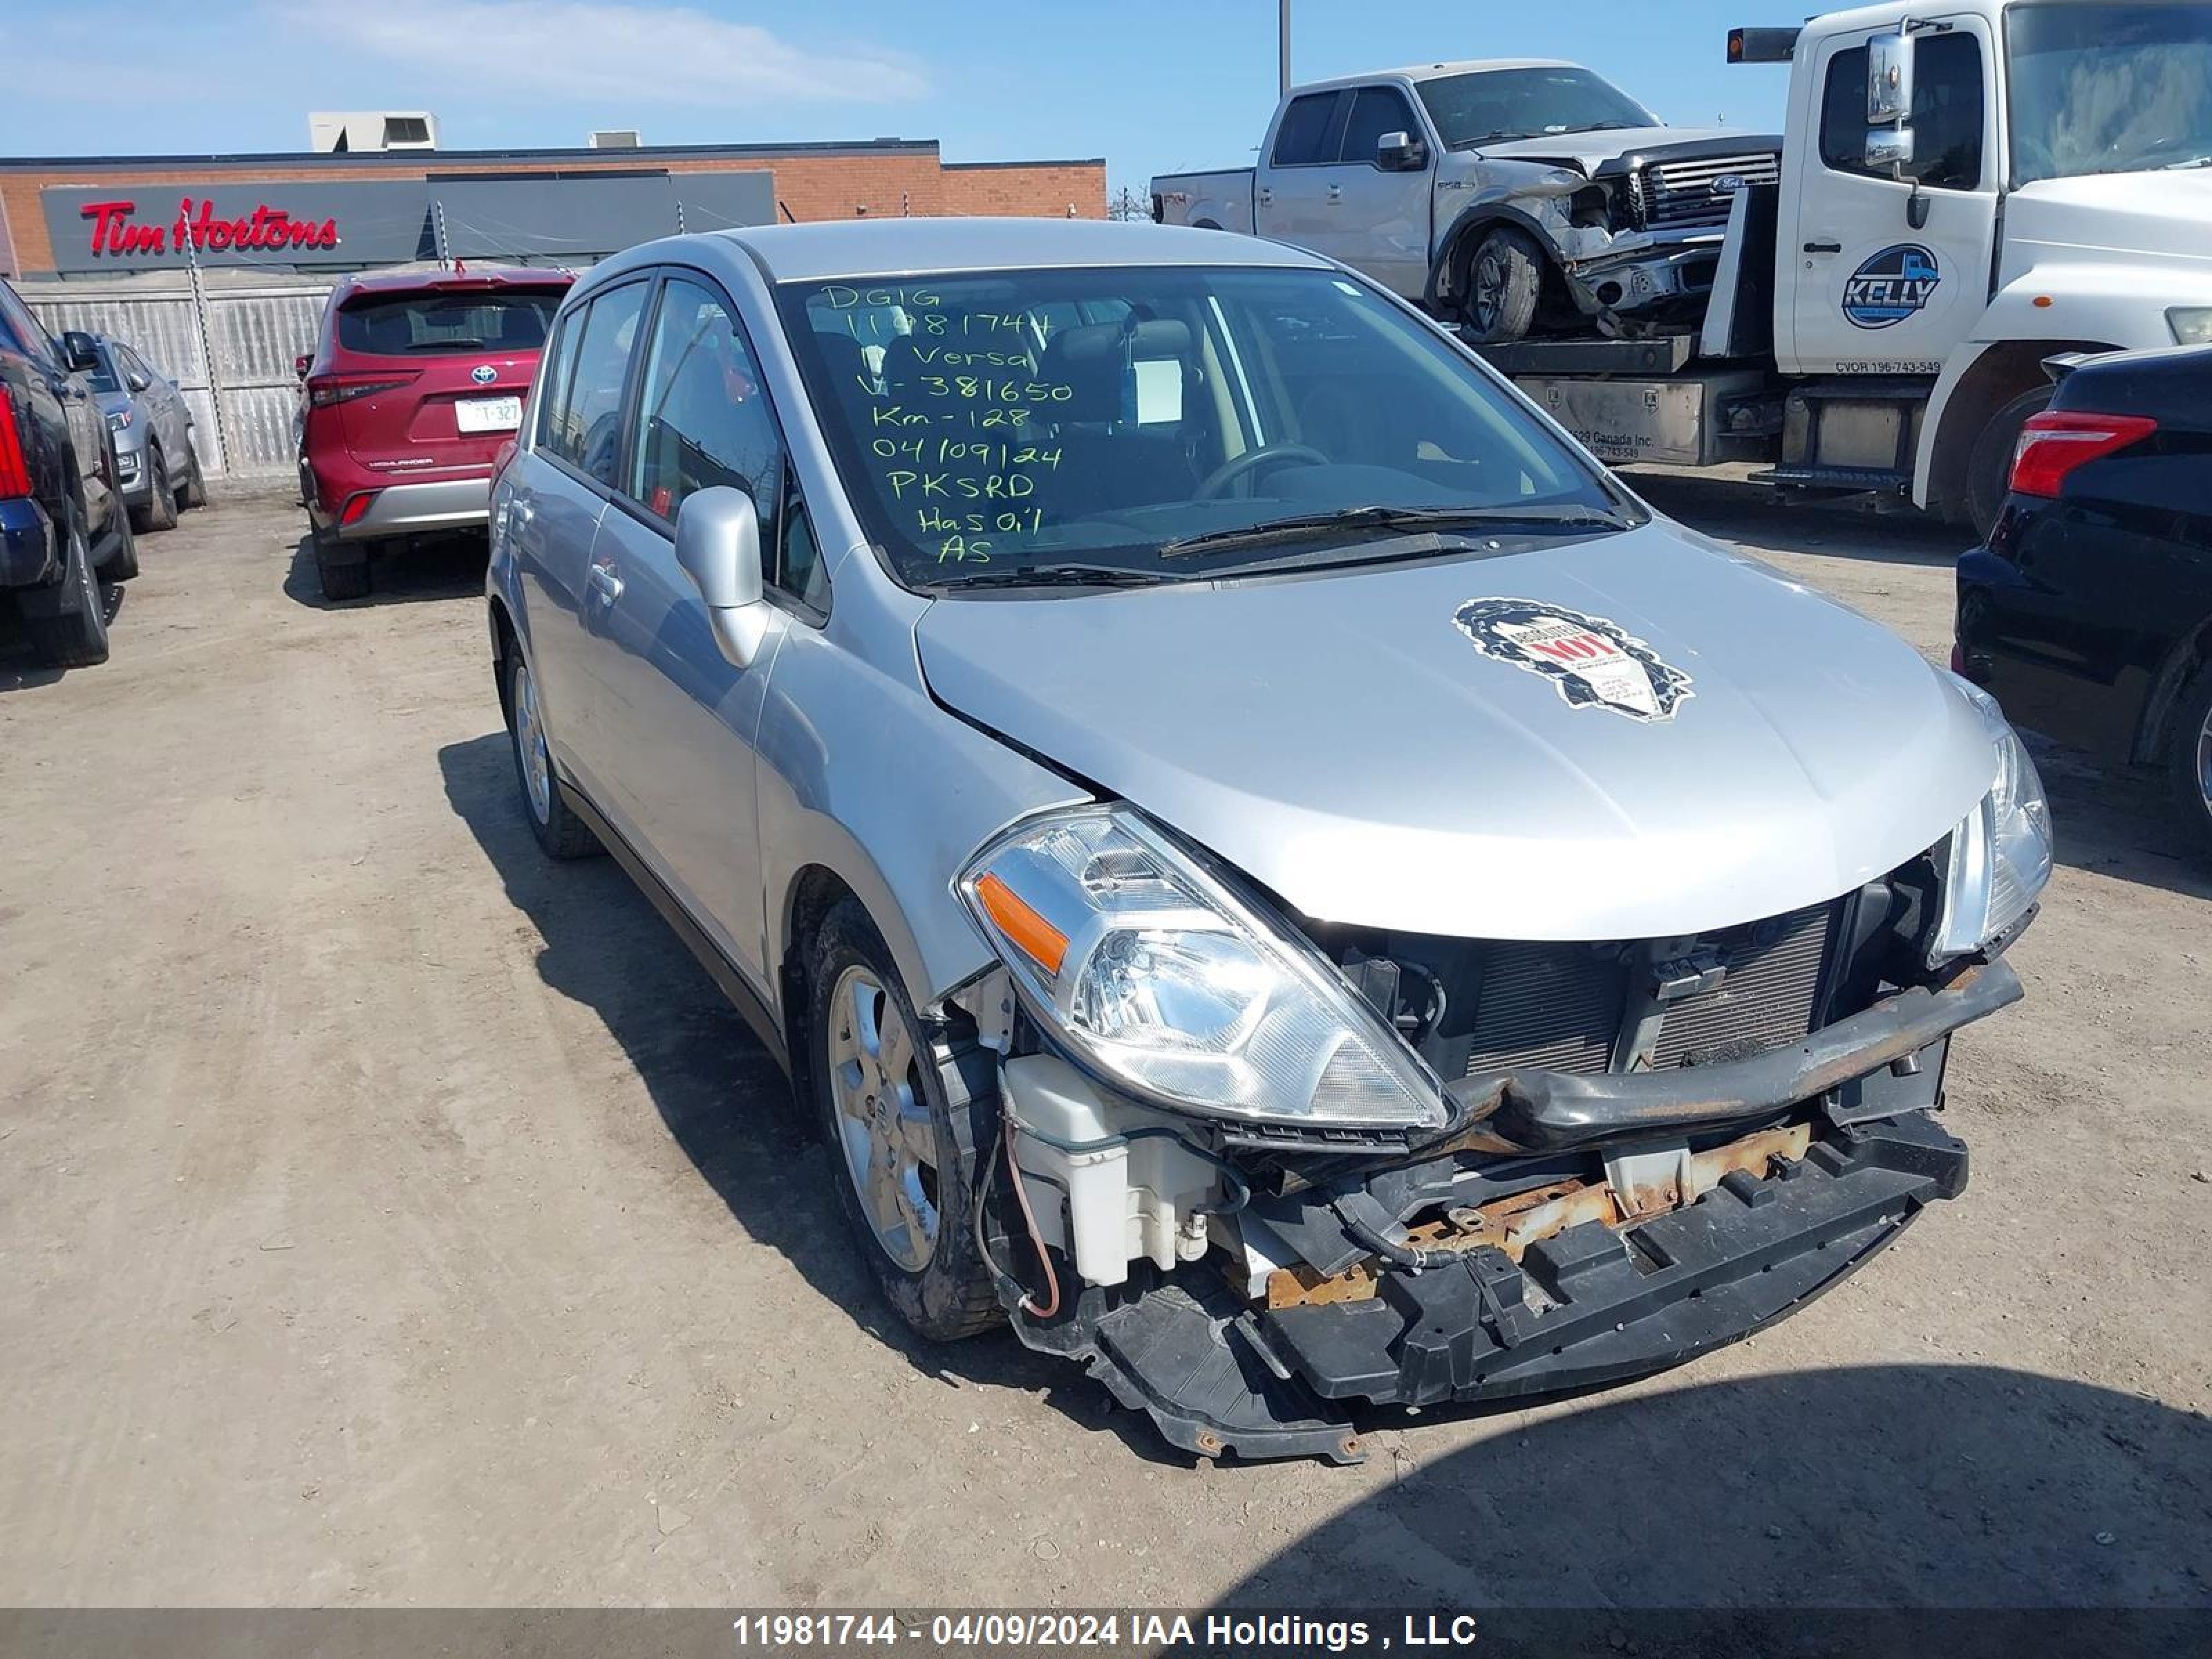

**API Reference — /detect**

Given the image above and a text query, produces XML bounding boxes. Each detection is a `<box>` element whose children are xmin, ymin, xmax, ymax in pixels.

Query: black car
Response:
<box><xmin>0</xmin><ymin>274</ymin><xmax>138</xmax><ymax>668</ymax></box>
<box><xmin>1956</xmin><ymin>345</ymin><xmax>2212</xmax><ymax>861</ymax></box>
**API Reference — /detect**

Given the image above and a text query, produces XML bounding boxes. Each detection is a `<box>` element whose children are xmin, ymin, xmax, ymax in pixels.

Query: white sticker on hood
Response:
<box><xmin>1453</xmin><ymin>598</ymin><xmax>1694</xmax><ymax>723</ymax></box>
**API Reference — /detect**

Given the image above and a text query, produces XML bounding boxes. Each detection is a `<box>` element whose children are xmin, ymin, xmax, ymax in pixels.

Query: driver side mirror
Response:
<box><xmin>1376</xmin><ymin>130</ymin><xmax>1428</xmax><ymax>172</ymax></box>
<box><xmin>61</xmin><ymin>330</ymin><xmax>100</xmax><ymax>374</ymax></box>
<box><xmin>1866</xmin><ymin>31</ymin><xmax>1915</xmax><ymax>125</ymax></box>
<box><xmin>673</xmin><ymin>485</ymin><xmax>771</xmax><ymax>668</ymax></box>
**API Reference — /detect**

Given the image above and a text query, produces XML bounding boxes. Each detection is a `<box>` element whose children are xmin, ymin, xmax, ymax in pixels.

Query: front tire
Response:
<box><xmin>132</xmin><ymin>447</ymin><xmax>178</xmax><ymax>534</ymax></box>
<box><xmin>503</xmin><ymin>650</ymin><xmax>601</xmax><ymax>859</ymax></box>
<box><xmin>807</xmin><ymin>900</ymin><xmax>1000</xmax><ymax>1342</ymax></box>
<box><xmin>24</xmin><ymin>498</ymin><xmax>111</xmax><ymax>668</ymax></box>
<box><xmin>2165</xmin><ymin>666</ymin><xmax>2212</xmax><ymax>864</ymax></box>
<box><xmin>1461</xmin><ymin>227</ymin><xmax>1544</xmax><ymax>345</ymax></box>
<box><xmin>1967</xmin><ymin>385</ymin><xmax>2054</xmax><ymax>542</ymax></box>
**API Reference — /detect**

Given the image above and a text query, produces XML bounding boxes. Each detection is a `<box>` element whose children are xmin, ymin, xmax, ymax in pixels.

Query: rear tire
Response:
<box><xmin>132</xmin><ymin>447</ymin><xmax>178</xmax><ymax>534</ymax></box>
<box><xmin>24</xmin><ymin>498</ymin><xmax>111</xmax><ymax>669</ymax></box>
<box><xmin>313</xmin><ymin>529</ymin><xmax>371</xmax><ymax>601</ymax></box>
<box><xmin>1461</xmin><ymin>227</ymin><xmax>1544</xmax><ymax>345</ymax></box>
<box><xmin>2164</xmin><ymin>666</ymin><xmax>2212</xmax><ymax>865</ymax></box>
<box><xmin>503</xmin><ymin>650</ymin><xmax>601</xmax><ymax>859</ymax></box>
<box><xmin>807</xmin><ymin>899</ymin><xmax>1001</xmax><ymax>1343</ymax></box>
<box><xmin>1967</xmin><ymin>386</ymin><xmax>2054</xmax><ymax>543</ymax></box>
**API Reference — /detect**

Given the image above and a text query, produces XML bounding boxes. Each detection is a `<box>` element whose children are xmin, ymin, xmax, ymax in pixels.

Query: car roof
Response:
<box><xmin>333</xmin><ymin>263</ymin><xmax>574</xmax><ymax>298</ymax></box>
<box><xmin>1294</xmin><ymin>57</ymin><xmax>1584</xmax><ymax>93</ymax></box>
<box><xmin>697</xmin><ymin>218</ymin><xmax>1334</xmax><ymax>285</ymax></box>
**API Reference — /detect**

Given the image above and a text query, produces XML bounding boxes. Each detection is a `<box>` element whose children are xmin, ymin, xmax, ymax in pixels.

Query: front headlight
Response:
<box><xmin>106</xmin><ymin>408</ymin><xmax>133</xmax><ymax>431</ymax></box>
<box><xmin>2168</xmin><ymin>307</ymin><xmax>2212</xmax><ymax>346</ymax></box>
<box><xmin>1931</xmin><ymin>679</ymin><xmax>2053</xmax><ymax>962</ymax></box>
<box><xmin>957</xmin><ymin>805</ymin><xmax>1445</xmax><ymax>1132</ymax></box>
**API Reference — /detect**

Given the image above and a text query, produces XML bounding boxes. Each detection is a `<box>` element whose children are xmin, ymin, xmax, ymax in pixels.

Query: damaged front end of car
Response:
<box><xmin>947</xmin><ymin>693</ymin><xmax>2050</xmax><ymax>1463</ymax></box>
<box><xmin>1434</xmin><ymin>139</ymin><xmax>1783</xmax><ymax>335</ymax></box>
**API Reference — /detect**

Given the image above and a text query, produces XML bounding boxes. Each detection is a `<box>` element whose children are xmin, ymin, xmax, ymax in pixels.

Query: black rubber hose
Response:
<box><xmin>1342</xmin><ymin>1210</ymin><xmax>1450</xmax><ymax>1275</ymax></box>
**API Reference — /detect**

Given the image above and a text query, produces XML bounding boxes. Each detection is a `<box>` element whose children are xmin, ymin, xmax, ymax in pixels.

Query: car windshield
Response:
<box><xmin>776</xmin><ymin>265</ymin><xmax>1627</xmax><ymax>588</ymax></box>
<box><xmin>2009</xmin><ymin>2</ymin><xmax>2212</xmax><ymax>182</ymax></box>
<box><xmin>1416</xmin><ymin>66</ymin><xmax>1658</xmax><ymax>147</ymax></box>
<box><xmin>336</xmin><ymin>288</ymin><xmax>565</xmax><ymax>357</ymax></box>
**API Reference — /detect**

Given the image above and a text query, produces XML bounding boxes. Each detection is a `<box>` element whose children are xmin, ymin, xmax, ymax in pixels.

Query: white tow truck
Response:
<box><xmin>1156</xmin><ymin>0</ymin><xmax>2212</xmax><ymax>534</ymax></box>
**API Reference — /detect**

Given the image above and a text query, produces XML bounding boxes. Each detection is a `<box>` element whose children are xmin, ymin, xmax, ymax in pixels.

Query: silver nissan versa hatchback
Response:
<box><xmin>485</xmin><ymin>219</ymin><xmax>2050</xmax><ymax>1463</ymax></box>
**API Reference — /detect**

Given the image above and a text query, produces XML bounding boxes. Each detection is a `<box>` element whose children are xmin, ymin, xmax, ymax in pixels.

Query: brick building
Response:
<box><xmin>0</xmin><ymin>139</ymin><xmax>1107</xmax><ymax>278</ymax></box>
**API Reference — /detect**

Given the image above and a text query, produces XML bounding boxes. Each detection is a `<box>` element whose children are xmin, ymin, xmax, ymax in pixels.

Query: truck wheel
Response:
<box><xmin>312</xmin><ymin>529</ymin><xmax>371</xmax><ymax>601</ymax></box>
<box><xmin>24</xmin><ymin>498</ymin><xmax>111</xmax><ymax>668</ymax></box>
<box><xmin>1967</xmin><ymin>386</ymin><xmax>2054</xmax><ymax>542</ymax></box>
<box><xmin>1462</xmin><ymin>227</ymin><xmax>1544</xmax><ymax>345</ymax></box>
<box><xmin>132</xmin><ymin>447</ymin><xmax>178</xmax><ymax>534</ymax></box>
<box><xmin>503</xmin><ymin>650</ymin><xmax>601</xmax><ymax>859</ymax></box>
<box><xmin>2166</xmin><ymin>666</ymin><xmax>2212</xmax><ymax>864</ymax></box>
<box><xmin>808</xmin><ymin>899</ymin><xmax>1001</xmax><ymax>1343</ymax></box>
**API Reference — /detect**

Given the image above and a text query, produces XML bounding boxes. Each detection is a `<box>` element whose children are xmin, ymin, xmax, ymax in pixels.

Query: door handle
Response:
<box><xmin>1257</xmin><ymin>187</ymin><xmax>1273</xmax><ymax>205</ymax></box>
<box><xmin>587</xmin><ymin>562</ymin><xmax>623</xmax><ymax>604</ymax></box>
<box><xmin>1803</xmin><ymin>240</ymin><xmax>1842</xmax><ymax>254</ymax></box>
<box><xmin>1327</xmin><ymin>185</ymin><xmax>1343</xmax><ymax>202</ymax></box>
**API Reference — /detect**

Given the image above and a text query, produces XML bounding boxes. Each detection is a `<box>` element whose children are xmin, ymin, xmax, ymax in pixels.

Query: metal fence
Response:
<box><xmin>20</xmin><ymin>271</ymin><xmax>335</xmax><ymax>481</ymax></box>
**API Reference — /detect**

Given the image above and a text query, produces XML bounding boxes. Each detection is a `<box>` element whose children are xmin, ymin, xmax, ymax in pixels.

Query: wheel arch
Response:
<box><xmin>1915</xmin><ymin>336</ymin><xmax>2121</xmax><ymax>518</ymax></box>
<box><xmin>1425</xmin><ymin>202</ymin><xmax>1569</xmax><ymax>319</ymax></box>
<box><xmin>2135</xmin><ymin>612</ymin><xmax>2212</xmax><ymax>767</ymax></box>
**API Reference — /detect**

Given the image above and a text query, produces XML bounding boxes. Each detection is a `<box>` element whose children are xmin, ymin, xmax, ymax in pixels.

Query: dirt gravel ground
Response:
<box><xmin>1</xmin><ymin>482</ymin><xmax>2206</xmax><ymax>1616</ymax></box>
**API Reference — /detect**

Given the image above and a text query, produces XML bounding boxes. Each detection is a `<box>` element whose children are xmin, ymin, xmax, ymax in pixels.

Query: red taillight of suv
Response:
<box><xmin>308</xmin><ymin>373</ymin><xmax>417</xmax><ymax>409</ymax></box>
<box><xmin>0</xmin><ymin>391</ymin><xmax>32</xmax><ymax>498</ymax></box>
<box><xmin>2009</xmin><ymin>410</ymin><xmax>2158</xmax><ymax>498</ymax></box>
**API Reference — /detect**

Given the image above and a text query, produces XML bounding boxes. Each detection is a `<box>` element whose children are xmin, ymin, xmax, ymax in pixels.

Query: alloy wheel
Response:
<box><xmin>826</xmin><ymin>964</ymin><xmax>940</xmax><ymax>1273</ymax></box>
<box><xmin>512</xmin><ymin>660</ymin><xmax>553</xmax><ymax>825</ymax></box>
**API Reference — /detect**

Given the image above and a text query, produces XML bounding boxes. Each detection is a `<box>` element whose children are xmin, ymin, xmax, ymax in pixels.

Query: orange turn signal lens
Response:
<box><xmin>975</xmin><ymin>872</ymin><xmax>1068</xmax><ymax>976</ymax></box>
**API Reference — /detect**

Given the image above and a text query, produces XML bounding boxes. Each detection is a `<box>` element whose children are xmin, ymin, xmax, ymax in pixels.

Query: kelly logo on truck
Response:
<box><xmin>1843</xmin><ymin>243</ymin><xmax>1941</xmax><ymax>330</ymax></box>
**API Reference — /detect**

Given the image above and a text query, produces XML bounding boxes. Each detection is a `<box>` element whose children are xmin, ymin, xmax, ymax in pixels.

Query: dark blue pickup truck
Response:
<box><xmin>1</xmin><ymin>274</ymin><xmax>138</xmax><ymax>668</ymax></box>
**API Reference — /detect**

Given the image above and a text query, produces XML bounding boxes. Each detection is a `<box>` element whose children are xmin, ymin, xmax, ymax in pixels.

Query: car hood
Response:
<box><xmin>1474</xmin><ymin>126</ymin><xmax>1758</xmax><ymax>171</ymax></box>
<box><xmin>2002</xmin><ymin>171</ymin><xmax>2212</xmax><ymax>277</ymax></box>
<box><xmin>914</xmin><ymin>522</ymin><xmax>1998</xmax><ymax>941</ymax></box>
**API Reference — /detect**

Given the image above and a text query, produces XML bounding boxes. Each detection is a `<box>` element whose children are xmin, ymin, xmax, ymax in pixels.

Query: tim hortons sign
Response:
<box><xmin>80</xmin><ymin>198</ymin><xmax>341</xmax><ymax>257</ymax></box>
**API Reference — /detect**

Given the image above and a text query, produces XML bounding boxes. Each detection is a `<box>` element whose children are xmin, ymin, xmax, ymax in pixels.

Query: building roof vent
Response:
<box><xmin>308</xmin><ymin>111</ymin><xmax>440</xmax><ymax>153</ymax></box>
<box><xmin>589</xmin><ymin>129</ymin><xmax>643</xmax><ymax>149</ymax></box>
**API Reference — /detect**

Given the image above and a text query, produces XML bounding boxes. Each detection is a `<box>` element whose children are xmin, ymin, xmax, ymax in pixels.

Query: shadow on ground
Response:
<box><xmin>433</xmin><ymin>731</ymin><xmax>1168</xmax><ymax>1456</ymax></box>
<box><xmin>282</xmin><ymin>530</ymin><xmax>489</xmax><ymax>610</ymax></box>
<box><xmin>1633</xmin><ymin>473</ymin><xmax>1971</xmax><ymax>569</ymax></box>
<box><xmin>1225</xmin><ymin>1363</ymin><xmax>2210</xmax><ymax>1653</ymax></box>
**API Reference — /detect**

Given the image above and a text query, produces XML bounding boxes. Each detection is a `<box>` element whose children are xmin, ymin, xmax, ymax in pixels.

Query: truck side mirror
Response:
<box><xmin>1376</xmin><ymin>131</ymin><xmax>1428</xmax><ymax>171</ymax></box>
<box><xmin>673</xmin><ymin>485</ymin><xmax>771</xmax><ymax>668</ymax></box>
<box><xmin>1866</xmin><ymin>31</ymin><xmax>1914</xmax><ymax>125</ymax></box>
<box><xmin>61</xmin><ymin>330</ymin><xmax>101</xmax><ymax>374</ymax></box>
<box><xmin>1864</xmin><ymin>126</ymin><xmax>1916</xmax><ymax>172</ymax></box>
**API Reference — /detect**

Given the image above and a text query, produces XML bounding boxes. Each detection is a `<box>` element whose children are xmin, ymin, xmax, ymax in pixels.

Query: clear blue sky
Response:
<box><xmin>2</xmin><ymin>0</ymin><xmax>1795</xmax><ymax>196</ymax></box>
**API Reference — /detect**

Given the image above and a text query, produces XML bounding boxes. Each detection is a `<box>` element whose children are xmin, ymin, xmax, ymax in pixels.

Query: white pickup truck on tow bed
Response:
<box><xmin>1153</xmin><ymin>59</ymin><xmax>1783</xmax><ymax>341</ymax></box>
<box><xmin>1158</xmin><ymin>3</ymin><xmax>2212</xmax><ymax>536</ymax></box>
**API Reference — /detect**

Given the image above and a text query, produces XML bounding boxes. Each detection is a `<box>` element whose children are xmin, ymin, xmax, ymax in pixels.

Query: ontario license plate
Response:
<box><xmin>456</xmin><ymin>395</ymin><xmax>522</xmax><ymax>433</ymax></box>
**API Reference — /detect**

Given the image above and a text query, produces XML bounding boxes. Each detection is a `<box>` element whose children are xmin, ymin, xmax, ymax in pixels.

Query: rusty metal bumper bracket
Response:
<box><xmin>1258</xmin><ymin>1109</ymin><xmax>1969</xmax><ymax>1413</ymax></box>
<box><xmin>1445</xmin><ymin>957</ymin><xmax>2022</xmax><ymax>1154</ymax></box>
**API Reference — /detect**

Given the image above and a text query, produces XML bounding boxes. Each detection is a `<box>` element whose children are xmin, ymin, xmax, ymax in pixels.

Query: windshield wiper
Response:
<box><xmin>936</xmin><ymin>563</ymin><xmax>1170</xmax><ymax>591</ymax></box>
<box><xmin>1156</xmin><ymin>503</ymin><xmax>1634</xmax><ymax>559</ymax></box>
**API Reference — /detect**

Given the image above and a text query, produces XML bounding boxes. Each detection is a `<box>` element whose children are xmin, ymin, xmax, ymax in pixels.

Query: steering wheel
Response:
<box><xmin>1196</xmin><ymin>442</ymin><xmax>1329</xmax><ymax>500</ymax></box>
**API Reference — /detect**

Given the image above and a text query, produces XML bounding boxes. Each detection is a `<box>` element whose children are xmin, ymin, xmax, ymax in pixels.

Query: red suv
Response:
<box><xmin>297</xmin><ymin>265</ymin><xmax>572</xmax><ymax>599</ymax></box>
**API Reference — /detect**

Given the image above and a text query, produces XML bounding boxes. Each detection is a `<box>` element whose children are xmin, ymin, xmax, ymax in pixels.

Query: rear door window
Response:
<box><xmin>541</xmin><ymin>281</ymin><xmax>648</xmax><ymax>489</ymax></box>
<box><xmin>336</xmin><ymin>288</ymin><xmax>565</xmax><ymax>357</ymax></box>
